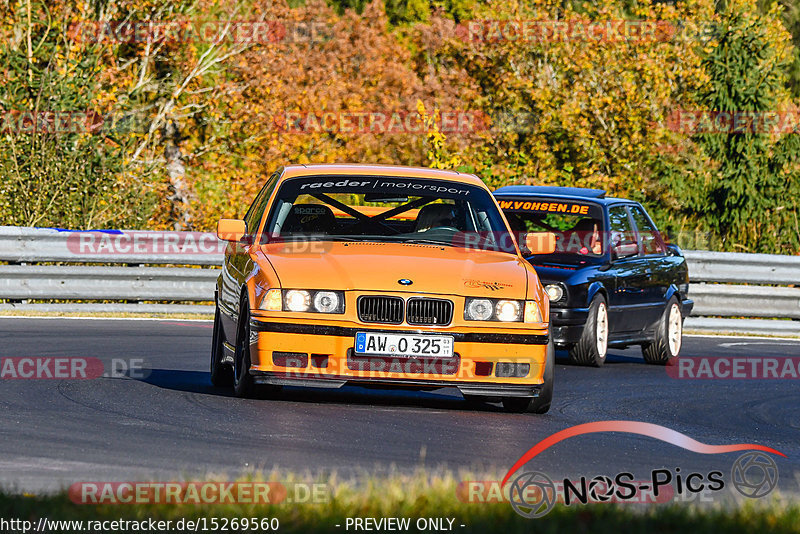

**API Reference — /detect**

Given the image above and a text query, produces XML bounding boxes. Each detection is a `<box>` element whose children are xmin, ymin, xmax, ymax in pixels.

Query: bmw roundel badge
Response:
<box><xmin>398</xmin><ymin>279</ymin><xmax>413</xmax><ymax>286</ymax></box>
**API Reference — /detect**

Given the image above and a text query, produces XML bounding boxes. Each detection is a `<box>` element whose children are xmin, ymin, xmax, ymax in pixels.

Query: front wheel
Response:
<box><xmin>502</xmin><ymin>338</ymin><xmax>554</xmax><ymax>414</ymax></box>
<box><xmin>642</xmin><ymin>296</ymin><xmax>683</xmax><ymax>364</ymax></box>
<box><xmin>210</xmin><ymin>306</ymin><xmax>234</xmax><ymax>387</ymax></box>
<box><xmin>233</xmin><ymin>304</ymin><xmax>257</xmax><ymax>398</ymax></box>
<box><xmin>568</xmin><ymin>294</ymin><xmax>608</xmax><ymax>367</ymax></box>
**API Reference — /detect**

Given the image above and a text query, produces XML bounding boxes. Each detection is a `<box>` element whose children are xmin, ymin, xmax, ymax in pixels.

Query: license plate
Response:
<box><xmin>354</xmin><ymin>332</ymin><xmax>454</xmax><ymax>358</ymax></box>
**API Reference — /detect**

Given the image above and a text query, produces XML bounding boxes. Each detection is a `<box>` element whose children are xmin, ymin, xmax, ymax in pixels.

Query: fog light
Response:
<box><xmin>310</xmin><ymin>354</ymin><xmax>329</xmax><ymax>368</ymax></box>
<box><xmin>495</xmin><ymin>362</ymin><xmax>530</xmax><ymax>378</ymax></box>
<box><xmin>273</xmin><ymin>352</ymin><xmax>308</xmax><ymax>368</ymax></box>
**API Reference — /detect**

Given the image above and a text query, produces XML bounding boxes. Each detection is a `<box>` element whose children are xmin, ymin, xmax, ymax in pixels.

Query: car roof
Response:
<box><xmin>493</xmin><ymin>185</ymin><xmax>634</xmax><ymax>206</ymax></box>
<box><xmin>280</xmin><ymin>164</ymin><xmax>485</xmax><ymax>187</ymax></box>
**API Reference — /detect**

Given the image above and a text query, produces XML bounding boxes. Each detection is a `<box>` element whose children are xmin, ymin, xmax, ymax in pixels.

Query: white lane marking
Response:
<box><xmin>718</xmin><ymin>341</ymin><xmax>800</xmax><ymax>348</ymax></box>
<box><xmin>0</xmin><ymin>316</ymin><xmax>212</xmax><ymax>322</ymax></box>
<box><xmin>687</xmin><ymin>334</ymin><xmax>800</xmax><ymax>342</ymax></box>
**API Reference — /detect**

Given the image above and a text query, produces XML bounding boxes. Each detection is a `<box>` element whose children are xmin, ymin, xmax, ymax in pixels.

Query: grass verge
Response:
<box><xmin>0</xmin><ymin>472</ymin><xmax>798</xmax><ymax>533</ymax></box>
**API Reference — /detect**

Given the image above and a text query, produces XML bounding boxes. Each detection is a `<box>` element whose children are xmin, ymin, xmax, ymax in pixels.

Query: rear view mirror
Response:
<box><xmin>524</xmin><ymin>232</ymin><xmax>556</xmax><ymax>254</ymax></box>
<box><xmin>612</xmin><ymin>242</ymin><xmax>639</xmax><ymax>259</ymax></box>
<box><xmin>217</xmin><ymin>219</ymin><xmax>246</xmax><ymax>242</ymax></box>
<box><xmin>364</xmin><ymin>193</ymin><xmax>409</xmax><ymax>203</ymax></box>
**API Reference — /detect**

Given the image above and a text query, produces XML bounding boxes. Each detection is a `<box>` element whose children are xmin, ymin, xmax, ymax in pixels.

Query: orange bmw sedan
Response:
<box><xmin>211</xmin><ymin>164</ymin><xmax>556</xmax><ymax>413</ymax></box>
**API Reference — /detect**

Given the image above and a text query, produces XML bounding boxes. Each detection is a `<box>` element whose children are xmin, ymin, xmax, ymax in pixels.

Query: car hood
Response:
<box><xmin>255</xmin><ymin>241</ymin><xmax>528</xmax><ymax>298</ymax></box>
<box><xmin>522</xmin><ymin>258</ymin><xmax>585</xmax><ymax>285</ymax></box>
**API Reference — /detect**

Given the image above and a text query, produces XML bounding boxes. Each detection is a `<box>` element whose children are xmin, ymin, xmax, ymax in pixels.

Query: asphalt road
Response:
<box><xmin>1</xmin><ymin>317</ymin><xmax>799</xmax><ymax>495</ymax></box>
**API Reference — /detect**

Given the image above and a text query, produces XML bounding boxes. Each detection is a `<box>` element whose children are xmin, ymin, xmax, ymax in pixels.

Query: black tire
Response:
<box><xmin>642</xmin><ymin>296</ymin><xmax>683</xmax><ymax>365</ymax></box>
<box><xmin>502</xmin><ymin>337</ymin><xmax>554</xmax><ymax>414</ymax></box>
<box><xmin>210</xmin><ymin>305</ymin><xmax>234</xmax><ymax>387</ymax></box>
<box><xmin>233</xmin><ymin>302</ymin><xmax>257</xmax><ymax>398</ymax></box>
<box><xmin>568</xmin><ymin>294</ymin><xmax>609</xmax><ymax>367</ymax></box>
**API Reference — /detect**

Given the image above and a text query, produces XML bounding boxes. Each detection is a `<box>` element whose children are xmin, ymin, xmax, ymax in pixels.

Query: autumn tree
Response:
<box><xmin>667</xmin><ymin>0</ymin><xmax>800</xmax><ymax>253</ymax></box>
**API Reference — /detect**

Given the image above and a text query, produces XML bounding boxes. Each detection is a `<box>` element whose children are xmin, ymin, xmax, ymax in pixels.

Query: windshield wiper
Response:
<box><xmin>399</xmin><ymin>238</ymin><xmax>454</xmax><ymax>247</ymax></box>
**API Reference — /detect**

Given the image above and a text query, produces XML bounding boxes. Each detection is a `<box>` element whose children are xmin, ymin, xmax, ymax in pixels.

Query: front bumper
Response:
<box><xmin>549</xmin><ymin>307</ymin><xmax>589</xmax><ymax>345</ymax></box>
<box><xmin>681</xmin><ymin>298</ymin><xmax>694</xmax><ymax>317</ymax></box>
<box><xmin>248</xmin><ymin>318</ymin><xmax>549</xmax><ymax>395</ymax></box>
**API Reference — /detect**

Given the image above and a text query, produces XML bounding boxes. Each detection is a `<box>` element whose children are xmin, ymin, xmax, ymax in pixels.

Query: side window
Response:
<box><xmin>608</xmin><ymin>206</ymin><xmax>638</xmax><ymax>259</ymax></box>
<box><xmin>244</xmin><ymin>172</ymin><xmax>279</xmax><ymax>237</ymax></box>
<box><xmin>629</xmin><ymin>206</ymin><xmax>665</xmax><ymax>255</ymax></box>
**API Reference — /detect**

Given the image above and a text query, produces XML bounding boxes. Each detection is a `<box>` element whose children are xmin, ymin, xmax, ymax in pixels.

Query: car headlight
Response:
<box><xmin>313</xmin><ymin>291</ymin><xmax>341</xmax><ymax>313</ymax></box>
<box><xmin>465</xmin><ymin>298</ymin><xmax>493</xmax><ymax>321</ymax></box>
<box><xmin>465</xmin><ymin>298</ymin><xmax>527</xmax><ymax>322</ymax></box>
<box><xmin>260</xmin><ymin>289</ymin><xmax>345</xmax><ymax>313</ymax></box>
<box><xmin>285</xmin><ymin>290</ymin><xmax>311</xmax><ymax>312</ymax></box>
<box><xmin>495</xmin><ymin>300</ymin><xmax>521</xmax><ymax>322</ymax></box>
<box><xmin>544</xmin><ymin>284</ymin><xmax>564</xmax><ymax>302</ymax></box>
<box><xmin>524</xmin><ymin>300</ymin><xmax>542</xmax><ymax>323</ymax></box>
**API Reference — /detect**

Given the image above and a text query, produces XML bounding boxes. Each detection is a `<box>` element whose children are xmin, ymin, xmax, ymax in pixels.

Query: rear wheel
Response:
<box><xmin>642</xmin><ymin>296</ymin><xmax>683</xmax><ymax>364</ymax></box>
<box><xmin>568</xmin><ymin>294</ymin><xmax>608</xmax><ymax>367</ymax></box>
<box><xmin>233</xmin><ymin>304</ymin><xmax>257</xmax><ymax>398</ymax></box>
<box><xmin>210</xmin><ymin>305</ymin><xmax>233</xmax><ymax>387</ymax></box>
<box><xmin>502</xmin><ymin>338</ymin><xmax>554</xmax><ymax>414</ymax></box>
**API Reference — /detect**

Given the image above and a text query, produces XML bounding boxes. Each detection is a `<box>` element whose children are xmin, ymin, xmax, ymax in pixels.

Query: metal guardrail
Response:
<box><xmin>0</xmin><ymin>227</ymin><xmax>222</xmax><ymax>313</ymax></box>
<box><xmin>683</xmin><ymin>250</ymin><xmax>800</xmax><ymax>286</ymax></box>
<box><xmin>0</xmin><ymin>226</ymin><xmax>224</xmax><ymax>265</ymax></box>
<box><xmin>681</xmin><ymin>250</ymin><xmax>800</xmax><ymax>335</ymax></box>
<box><xmin>0</xmin><ymin>227</ymin><xmax>798</xmax><ymax>335</ymax></box>
<box><xmin>689</xmin><ymin>283</ymin><xmax>800</xmax><ymax>320</ymax></box>
<box><xmin>0</xmin><ymin>265</ymin><xmax>217</xmax><ymax>301</ymax></box>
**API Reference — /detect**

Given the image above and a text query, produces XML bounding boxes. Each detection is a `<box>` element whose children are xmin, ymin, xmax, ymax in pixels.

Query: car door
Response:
<box><xmin>606</xmin><ymin>205</ymin><xmax>651</xmax><ymax>333</ymax></box>
<box><xmin>628</xmin><ymin>204</ymin><xmax>670</xmax><ymax>329</ymax></box>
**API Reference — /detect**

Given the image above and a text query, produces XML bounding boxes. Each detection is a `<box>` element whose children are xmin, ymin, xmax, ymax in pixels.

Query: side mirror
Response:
<box><xmin>612</xmin><ymin>242</ymin><xmax>639</xmax><ymax>259</ymax></box>
<box><xmin>665</xmin><ymin>243</ymin><xmax>683</xmax><ymax>257</ymax></box>
<box><xmin>217</xmin><ymin>219</ymin><xmax>246</xmax><ymax>242</ymax></box>
<box><xmin>524</xmin><ymin>232</ymin><xmax>556</xmax><ymax>254</ymax></box>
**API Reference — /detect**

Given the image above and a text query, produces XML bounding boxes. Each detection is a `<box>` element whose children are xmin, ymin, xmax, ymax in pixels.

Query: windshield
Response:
<box><xmin>262</xmin><ymin>175</ymin><xmax>517</xmax><ymax>253</ymax></box>
<box><xmin>498</xmin><ymin>197</ymin><xmax>606</xmax><ymax>265</ymax></box>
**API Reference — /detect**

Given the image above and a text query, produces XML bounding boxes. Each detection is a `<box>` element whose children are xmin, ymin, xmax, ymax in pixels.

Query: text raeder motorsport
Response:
<box><xmin>299</xmin><ymin>178</ymin><xmax>471</xmax><ymax>196</ymax></box>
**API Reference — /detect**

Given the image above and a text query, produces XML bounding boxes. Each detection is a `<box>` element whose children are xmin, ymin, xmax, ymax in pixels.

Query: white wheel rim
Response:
<box><xmin>596</xmin><ymin>302</ymin><xmax>608</xmax><ymax>358</ymax></box>
<box><xmin>668</xmin><ymin>303</ymin><xmax>682</xmax><ymax>356</ymax></box>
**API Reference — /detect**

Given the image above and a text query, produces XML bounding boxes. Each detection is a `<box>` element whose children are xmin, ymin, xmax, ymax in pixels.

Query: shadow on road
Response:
<box><xmin>137</xmin><ymin>368</ymin><xmax>516</xmax><ymax>413</ymax></box>
<box><xmin>554</xmin><ymin>348</ymin><xmax>643</xmax><ymax>366</ymax></box>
